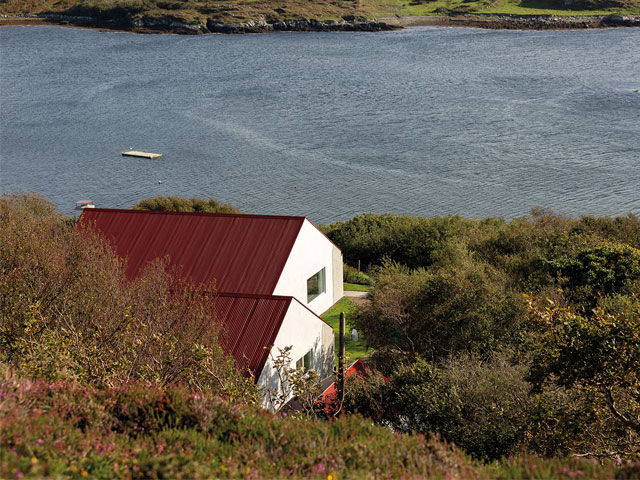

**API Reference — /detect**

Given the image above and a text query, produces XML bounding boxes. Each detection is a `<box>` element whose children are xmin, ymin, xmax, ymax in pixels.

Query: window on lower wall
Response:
<box><xmin>296</xmin><ymin>350</ymin><xmax>313</xmax><ymax>371</ymax></box>
<box><xmin>307</xmin><ymin>267</ymin><xmax>326</xmax><ymax>303</ymax></box>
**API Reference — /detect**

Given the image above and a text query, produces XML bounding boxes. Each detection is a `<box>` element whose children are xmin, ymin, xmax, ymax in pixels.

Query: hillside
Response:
<box><xmin>1</xmin><ymin>0</ymin><xmax>639</xmax><ymax>32</ymax></box>
<box><xmin>2</xmin><ymin>194</ymin><xmax>640</xmax><ymax>478</ymax></box>
<box><xmin>2</xmin><ymin>368</ymin><xmax>636</xmax><ymax>479</ymax></box>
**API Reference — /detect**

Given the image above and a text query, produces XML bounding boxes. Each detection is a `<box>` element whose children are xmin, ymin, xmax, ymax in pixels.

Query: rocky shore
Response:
<box><xmin>378</xmin><ymin>13</ymin><xmax>640</xmax><ymax>30</ymax></box>
<box><xmin>206</xmin><ymin>18</ymin><xmax>399</xmax><ymax>33</ymax></box>
<box><xmin>0</xmin><ymin>14</ymin><xmax>398</xmax><ymax>34</ymax></box>
<box><xmin>2</xmin><ymin>13</ymin><xmax>639</xmax><ymax>34</ymax></box>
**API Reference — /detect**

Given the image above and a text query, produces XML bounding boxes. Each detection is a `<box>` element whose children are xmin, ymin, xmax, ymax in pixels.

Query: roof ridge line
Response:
<box><xmin>198</xmin><ymin>291</ymin><xmax>332</xmax><ymax>327</ymax></box>
<box><xmin>216</xmin><ymin>292</ymin><xmax>296</xmax><ymax>301</ymax></box>
<box><xmin>88</xmin><ymin>208</ymin><xmax>308</xmax><ymax>222</ymax></box>
<box><xmin>289</xmin><ymin>296</ymin><xmax>333</xmax><ymax>328</ymax></box>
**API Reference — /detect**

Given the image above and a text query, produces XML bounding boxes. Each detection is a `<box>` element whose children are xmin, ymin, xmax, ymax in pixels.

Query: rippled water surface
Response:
<box><xmin>1</xmin><ymin>25</ymin><xmax>638</xmax><ymax>222</ymax></box>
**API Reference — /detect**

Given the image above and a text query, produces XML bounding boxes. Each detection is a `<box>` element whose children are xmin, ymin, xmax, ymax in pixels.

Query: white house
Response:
<box><xmin>78</xmin><ymin>208</ymin><xmax>342</xmax><ymax>407</ymax></box>
<box><xmin>213</xmin><ymin>293</ymin><xmax>335</xmax><ymax>409</ymax></box>
<box><xmin>273</xmin><ymin>217</ymin><xmax>344</xmax><ymax>315</ymax></box>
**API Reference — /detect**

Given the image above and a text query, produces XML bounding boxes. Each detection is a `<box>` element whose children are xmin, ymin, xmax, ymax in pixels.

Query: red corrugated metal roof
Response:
<box><xmin>78</xmin><ymin>209</ymin><xmax>305</xmax><ymax>295</ymax></box>
<box><xmin>214</xmin><ymin>293</ymin><xmax>292</xmax><ymax>380</ymax></box>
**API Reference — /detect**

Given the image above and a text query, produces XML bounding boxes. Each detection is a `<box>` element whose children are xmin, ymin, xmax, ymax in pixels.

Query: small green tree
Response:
<box><xmin>525</xmin><ymin>296</ymin><xmax>640</xmax><ymax>445</ymax></box>
<box><xmin>353</xmin><ymin>247</ymin><xmax>525</xmax><ymax>363</ymax></box>
<box><xmin>134</xmin><ymin>195</ymin><xmax>240</xmax><ymax>214</ymax></box>
<box><xmin>544</xmin><ymin>243</ymin><xmax>640</xmax><ymax>308</ymax></box>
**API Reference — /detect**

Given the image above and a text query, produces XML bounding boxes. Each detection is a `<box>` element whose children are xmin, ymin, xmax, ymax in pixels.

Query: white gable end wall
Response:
<box><xmin>272</xmin><ymin>219</ymin><xmax>342</xmax><ymax>315</ymax></box>
<box><xmin>257</xmin><ymin>299</ymin><xmax>334</xmax><ymax>410</ymax></box>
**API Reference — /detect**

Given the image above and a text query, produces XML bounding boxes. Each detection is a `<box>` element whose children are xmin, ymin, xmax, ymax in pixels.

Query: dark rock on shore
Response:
<box><xmin>205</xmin><ymin>17</ymin><xmax>399</xmax><ymax>34</ymax></box>
<box><xmin>131</xmin><ymin>16</ymin><xmax>206</xmax><ymax>34</ymax></box>
<box><xmin>10</xmin><ymin>13</ymin><xmax>399</xmax><ymax>34</ymax></box>
<box><xmin>600</xmin><ymin>13</ymin><xmax>640</xmax><ymax>26</ymax></box>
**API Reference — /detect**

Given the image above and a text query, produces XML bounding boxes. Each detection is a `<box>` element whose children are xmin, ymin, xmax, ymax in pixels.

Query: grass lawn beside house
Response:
<box><xmin>322</xmin><ymin>297</ymin><xmax>373</xmax><ymax>366</ymax></box>
<box><xmin>343</xmin><ymin>282</ymin><xmax>370</xmax><ymax>292</ymax></box>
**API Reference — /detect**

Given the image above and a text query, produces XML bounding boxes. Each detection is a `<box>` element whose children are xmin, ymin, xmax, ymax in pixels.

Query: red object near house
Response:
<box><xmin>320</xmin><ymin>359</ymin><xmax>388</xmax><ymax>416</ymax></box>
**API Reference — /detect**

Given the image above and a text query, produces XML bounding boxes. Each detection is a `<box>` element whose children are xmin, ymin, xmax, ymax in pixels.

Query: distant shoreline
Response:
<box><xmin>377</xmin><ymin>13</ymin><xmax>640</xmax><ymax>29</ymax></box>
<box><xmin>1</xmin><ymin>13</ymin><xmax>639</xmax><ymax>34</ymax></box>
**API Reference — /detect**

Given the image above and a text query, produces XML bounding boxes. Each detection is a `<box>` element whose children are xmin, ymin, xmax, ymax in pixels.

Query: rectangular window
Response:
<box><xmin>306</xmin><ymin>267</ymin><xmax>326</xmax><ymax>303</ymax></box>
<box><xmin>296</xmin><ymin>351</ymin><xmax>313</xmax><ymax>371</ymax></box>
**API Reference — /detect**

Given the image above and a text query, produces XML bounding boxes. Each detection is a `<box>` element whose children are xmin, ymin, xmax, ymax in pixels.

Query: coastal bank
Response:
<box><xmin>378</xmin><ymin>13</ymin><xmax>640</xmax><ymax>29</ymax></box>
<box><xmin>2</xmin><ymin>12</ymin><xmax>639</xmax><ymax>33</ymax></box>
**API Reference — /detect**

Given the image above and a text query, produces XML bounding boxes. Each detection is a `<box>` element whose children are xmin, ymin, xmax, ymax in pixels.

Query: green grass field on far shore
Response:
<box><xmin>1</xmin><ymin>0</ymin><xmax>638</xmax><ymax>29</ymax></box>
<box><xmin>368</xmin><ymin>0</ymin><xmax>639</xmax><ymax>18</ymax></box>
<box><xmin>322</xmin><ymin>297</ymin><xmax>373</xmax><ymax>366</ymax></box>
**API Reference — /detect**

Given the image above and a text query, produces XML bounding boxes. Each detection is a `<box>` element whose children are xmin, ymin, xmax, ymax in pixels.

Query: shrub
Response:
<box><xmin>544</xmin><ymin>242</ymin><xmax>640</xmax><ymax>308</ymax></box>
<box><xmin>353</xmin><ymin>249</ymin><xmax>526</xmax><ymax>363</ymax></box>
<box><xmin>0</xmin><ymin>367</ymin><xmax>485</xmax><ymax>479</ymax></box>
<box><xmin>571</xmin><ymin>213</ymin><xmax>640</xmax><ymax>249</ymax></box>
<box><xmin>433</xmin><ymin>353</ymin><xmax>533</xmax><ymax>460</ymax></box>
<box><xmin>133</xmin><ymin>195</ymin><xmax>240</xmax><ymax>214</ymax></box>
<box><xmin>0</xmin><ymin>193</ymin><xmax>256</xmax><ymax>400</ymax></box>
<box><xmin>323</xmin><ymin>213</ymin><xmax>476</xmax><ymax>269</ymax></box>
<box><xmin>525</xmin><ymin>296</ymin><xmax>640</xmax><ymax>447</ymax></box>
<box><xmin>341</xmin><ymin>369</ymin><xmax>388</xmax><ymax>418</ymax></box>
<box><xmin>351</xmin><ymin>354</ymin><xmax>534</xmax><ymax>461</ymax></box>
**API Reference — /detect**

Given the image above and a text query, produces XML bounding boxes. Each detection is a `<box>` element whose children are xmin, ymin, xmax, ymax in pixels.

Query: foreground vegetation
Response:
<box><xmin>2</xmin><ymin>193</ymin><xmax>639</xmax><ymax>478</ymax></box>
<box><xmin>324</xmin><ymin>209</ymin><xmax>640</xmax><ymax>461</ymax></box>
<box><xmin>1</xmin><ymin>0</ymin><xmax>638</xmax><ymax>30</ymax></box>
<box><xmin>0</xmin><ymin>368</ymin><xmax>478</xmax><ymax>479</ymax></box>
<box><xmin>5</xmin><ymin>367</ymin><xmax>637</xmax><ymax>480</ymax></box>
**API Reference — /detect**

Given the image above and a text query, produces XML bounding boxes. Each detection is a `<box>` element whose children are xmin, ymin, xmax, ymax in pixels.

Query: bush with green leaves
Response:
<box><xmin>353</xmin><ymin>248</ymin><xmax>525</xmax><ymax>363</ymax></box>
<box><xmin>323</xmin><ymin>213</ymin><xmax>476</xmax><ymax>270</ymax></box>
<box><xmin>344</xmin><ymin>354</ymin><xmax>534</xmax><ymax>461</ymax></box>
<box><xmin>325</xmin><ymin>209</ymin><xmax>640</xmax><ymax>292</ymax></box>
<box><xmin>133</xmin><ymin>195</ymin><xmax>240</xmax><ymax>214</ymax></box>
<box><xmin>524</xmin><ymin>296</ymin><xmax>640</xmax><ymax>449</ymax></box>
<box><xmin>543</xmin><ymin>242</ymin><xmax>640</xmax><ymax>308</ymax></box>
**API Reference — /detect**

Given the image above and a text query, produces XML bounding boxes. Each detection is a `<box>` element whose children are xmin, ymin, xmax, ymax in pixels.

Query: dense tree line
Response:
<box><xmin>324</xmin><ymin>209</ymin><xmax>640</xmax><ymax>460</ymax></box>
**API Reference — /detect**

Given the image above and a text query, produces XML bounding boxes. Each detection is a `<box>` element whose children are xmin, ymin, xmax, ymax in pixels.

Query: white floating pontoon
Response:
<box><xmin>122</xmin><ymin>151</ymin><xmax>162</xmax><ymax>159</ymax></box>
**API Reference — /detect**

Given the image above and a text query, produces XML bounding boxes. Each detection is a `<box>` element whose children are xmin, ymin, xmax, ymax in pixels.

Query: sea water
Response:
<box><xmin>1</xmin><ymin>25</ymin><xmax>638</xmax><ymax>222</ymax></box>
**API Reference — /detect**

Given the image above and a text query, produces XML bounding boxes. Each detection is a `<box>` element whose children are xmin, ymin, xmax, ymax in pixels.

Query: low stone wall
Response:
<box><xmin>469</xmin><ymin>14</ymin><xmax>640</xmax><ymax>29</ymax></box>
<box><xmin>378</xmin><ymin>13</ymin><xmax>640</xmax><ymax>29</ymax></box>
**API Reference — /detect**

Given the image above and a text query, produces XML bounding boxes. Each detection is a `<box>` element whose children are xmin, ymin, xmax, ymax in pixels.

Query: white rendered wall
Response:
<box><xmin>273</xmin><ymin>219</ymin><xmax>342</xmax><ymax>315</ymax></box>
<box><xmin>257</xmin><ymin>299</ymin><xmax>335</xmax><ymax>410</ymax></box>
